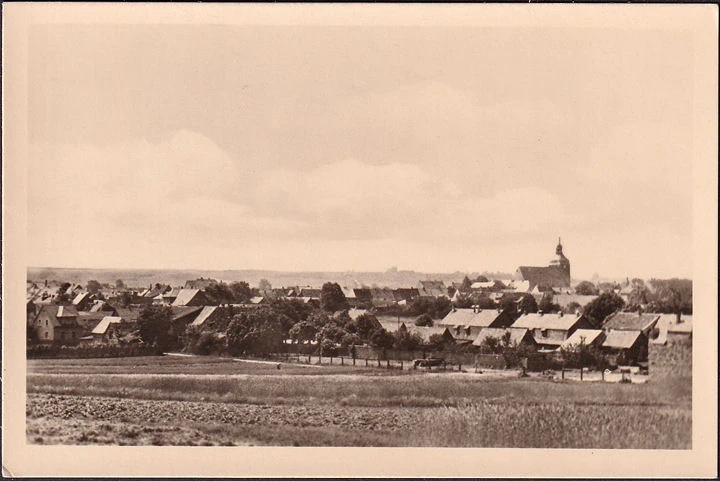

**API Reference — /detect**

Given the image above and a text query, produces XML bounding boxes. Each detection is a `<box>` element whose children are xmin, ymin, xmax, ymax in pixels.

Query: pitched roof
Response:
<box><xmin>172</xmin><ymin>289</ymin><xmax>201</xmax><ymax>306</ymax></box>
<box><xmin>559</xmin><ymin>329</ymin><xmax>605</xmax><ymax>349</ymax></box>
<box><xmin>602</xmin><ymin>312</ymin><xmax>660</xmax><ymax>332</ymax></box>
<box><xmin>654</xmin><ymin>313</ymin><xmax>692</xmax><ymax>335</ymax></box>
<box><xmin>516</xmin><ymin>266</ymin><xmax>570</xmax><ymax>290</ymax></box>
<box><xmin>191</xmin><ymin>306</ymin><xmax>218</xmax><ymax>327</ymax></box>
<box><xmin>472</xmin><ymin>327</ymin><xmax>531</xmax><ymax>347</ymax></box>
<box><xmin>439</xmin><ymin>309</ymin><xmax>504</xmax><ymax>328</ymax></box>
<box><xmin>72</xmin><ymin>292</ymin><xmax>90</xmax><ymax>306</ymax></box>
<box><xmin>249</xmin><ymin>296</ymin><xmax>265</xmax><ymax>304</ymax></box>
<box><xmin>56</xmin><ymin>305</ymin><xmax>79</xmax><ymax>318</ymax></box>
<box><xmin>91</xmin><ymin>316</ymin><xmax>122</xmax><ymax>335</ymax></box>
<box><xmin>512</xmin><ymin>312</ymin><xmax>586</xmax><ymax>331</ymax></box>
<box><xmin>171</xmin><ymin>306</ymin><xmax>204</xmax><ymax>322</ymax></box>
<box><xmin>602</xmin><ymin>330</ymin><xmax>643</xmax><ymax>349</ymax></box>
<box><xmin>418</xmin><ymin>280</ymin><xmax>446</xmax><ymax>297</ymax></box>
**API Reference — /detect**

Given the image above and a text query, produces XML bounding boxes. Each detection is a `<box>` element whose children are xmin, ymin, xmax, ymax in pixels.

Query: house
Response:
<box><xmin>404</xmin><ymin>325</ymin><xmax>455</xmax><ymax>345</ymax></box>
<box><xmin>75</xmin><ymin>311</ymin><xmax>112</xmax><ymax>331</ymax></box>
<box><xmin>602</xmin><ymin>312</ymin><xmax>660</xmax><ymax>336</ymax></box>
<box><xmin>248</xmin><ymin>296</ymin><xmax>267</xmax><ymax>305</ymax></box>
<box><xmin>600</xmin><ymin>330</ymin><xmax>649</xmax><ymax>365</ymax></box>
<box><xmin>511</xmin><ymin>311</ymin><xmax>592</xmax><ymax>349</ymax></box>
<box><xmin>472</xmin><ymin>327</ymin><xmax>537</xmax><ymax>349</ymax></box>
<box><xmin>351</xmin><ymin>288</ymin><xmax>373</xmax><ymax>308</ymax></box>
<box><xmin>558</xmin><ymin>329</ymin><xmax>605</xmax><ymax>350</ymax></box>
<box><xmin>393</xmin><ymin>288</ymin><xmax>419</xmax><ymax>303</ymax></box>
<box><xmin>29</xmin><ymin>305</ymin><xmax>85</xmax><ymax>344</ymax></box>
<box><xmin>190</xmin><ymin>306</ymin><xmax>219</xmax><ymax>327</ymax></box>
<box><xmin>71</xmin><ymin>292</ymin><xmax>93</xmax><ymax>311</ymax></box>
<box><xmin>370</xmin><ymin>288</ymin><xmax>397</xmax><ymax>308</ymax></box>
<box><xmin>514</xmin><ymin>239</ymin><xmax>571</xmax><ymax>290</ymax></box>
<box><xmin>91</xmin><ymin>316</ymin><xmax>123</xmax><ymax>343</ymax></box>
<box><xmin>650</xmin><ymin>313</ymin><xmax>692</xmax><ymax>345</ymax></box>
<box><xmin>418</xmin><ymin>280</ymin><xmax>447</xmax><ymax>298</ymax></box>
<box><xmin>377</xmin><ymin>316</ymin><xmax>413</xmax><ymax>333</ymax></box>
<box><xmin>347</xmin><ymin>308</ymin><xmax>369</xmax><ymax>321</ymax></box>
<box><xmin>171</xmin><ymin>289</ymin><xmax>209</xmax><ymax>307</ymax></box>
<box><xmin>88</xmin><ymin>300</ymin><xmax>117</xmax><ymax>314</ymax></box>
<box><xmin>297</xmin><ymin>287</ymin><xmax>322</xmax><ymax>299</ymax></box>
<box><xmin>439</xmin><ymin>307</ymin><xmax>515</xmax><ymax>341</ymax></box>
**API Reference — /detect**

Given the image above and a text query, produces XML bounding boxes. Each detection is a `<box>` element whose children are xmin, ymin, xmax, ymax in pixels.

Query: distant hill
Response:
<box><xmin>27</xmin><ymin>266</ymin><xmax>514</xmax><ymax>290</ymax></box>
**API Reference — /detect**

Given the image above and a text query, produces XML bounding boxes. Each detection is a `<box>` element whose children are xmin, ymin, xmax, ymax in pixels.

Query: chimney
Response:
<box><xmin>676</xmin><ymin>312</ymin><xmax>682</xmax><ymax>324</ymax></box>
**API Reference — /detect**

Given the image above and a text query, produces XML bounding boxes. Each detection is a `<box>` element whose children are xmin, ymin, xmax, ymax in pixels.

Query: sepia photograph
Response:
<box><xmin>3</xmin><ymin>3</ymin><xmax>718</xmax><ymax>478</ymax></box>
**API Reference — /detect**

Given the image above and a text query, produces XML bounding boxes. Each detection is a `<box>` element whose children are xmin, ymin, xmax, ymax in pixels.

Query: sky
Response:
<box><xmin>27</xmin><ymin>24</ymin><xmax>695</xmax><ymax>279</ymax></box>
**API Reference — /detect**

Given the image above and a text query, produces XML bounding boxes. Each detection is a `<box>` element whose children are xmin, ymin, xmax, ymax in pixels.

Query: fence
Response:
<box><xmin>271</xmin><ymin>352</ymin><xmax>469</xmax><ymax>372</ymax></box>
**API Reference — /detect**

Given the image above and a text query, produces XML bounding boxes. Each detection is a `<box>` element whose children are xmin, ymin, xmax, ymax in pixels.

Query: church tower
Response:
<box><xmin>549</xmin><ymin>237</ymin><xmax>571</xmax><ymax>281</ymax></box>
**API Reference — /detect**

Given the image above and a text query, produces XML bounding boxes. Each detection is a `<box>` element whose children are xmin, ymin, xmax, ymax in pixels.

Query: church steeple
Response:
<box><xmin>556</xmin><ymin>237</ymin><xmax>563</xmax><ymax>255</ymax></box>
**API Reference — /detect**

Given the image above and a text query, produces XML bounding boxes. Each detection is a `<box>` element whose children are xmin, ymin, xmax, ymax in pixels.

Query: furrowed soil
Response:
<box><xmin>26</xmin><ymin>356</ymin><xmax>692</xmax><ymax>448</ymax></box>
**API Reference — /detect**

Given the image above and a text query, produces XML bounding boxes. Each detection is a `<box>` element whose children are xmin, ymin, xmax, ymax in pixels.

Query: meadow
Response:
<box><xmin>26</xmin><ymin>355</ymin><xmax>691</xmax><ymax>448</ymax></box>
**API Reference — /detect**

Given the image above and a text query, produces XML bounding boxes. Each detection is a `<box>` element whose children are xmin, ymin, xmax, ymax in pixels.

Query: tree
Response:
<box><xmin>204</xmin><ymin>282</ymin><xmax>235</xmax><ymax>305</ymax></box>
<box><xmin>474</xmin><ymin>295</ymin><xmax>496</xmax><ymax>310</ymax></box>
<box><xmin>118</xmin><ymin>291</ymin><xmax>134</xmax><ymax>308</ymax></box>
<box><xmin>369</xmin><ymin>328</ymin><xmax>395</xmax><ymax>349</ymax></box>
<box><xmin>475</xmin><ymin>275</ymin><xmax>489</xmax><ymax>282</ymax></box>
<box><xmin>229</xmin><ymin>281</ymin><xmax>252</xmax><ymax>303</ymax></box>
<box><xmin>414</xmin><ymin>313</ymin><xmax>433</xmax><ymax>327</ymax></box>
<box><xmin>559</xmin><ymin>341</ymin><xmax>608</xmax><ymax>370</ymax></box>
<box><xmin>583</xmin><ymin>292</ymin><xmax>625</xmax><ymax>327</ymax></box>
<box><xmin>341</xmin><ymin>332</ymin><xmax>362</xmax><ymax>348</ymax></box>
<box><xmin>564</xmin><ymin>301</ymin><xmax>582</xmax><ymax>315</ymax></box>
<box><xmin>460</xmin><ymin>276</ymin><xmax>473</xmax><ymax>291</ymax></box>
<box><xmin>138</xmin><ymin>305</ymin><xmax>174</xmax><ymax>353</ymax></box>
<box><xmin>226</xmin><ymin>309</ymin><xmax>284</xmax><ymax>356</ymax></box>
<box><xmin>87</xmin><ymin>280</ymin><xmax>102</xmax><ymax>295</ymax></box>
<box><xmin>393</xmin><ymin>329</ymin><xmax>423</xmax><ymax>351</ymax></box>
<box><xmin>320</xmin><ymin>282</ymin><xmax>349</xmax><ymax>312</ymax></box>
<box><xmin>575</xmin><ymin>281</ymin><xmax>599</xmax><ymax>296</ymax></box>
<box><xmin>288</xmin><ymin>321</ymin><xmax>318</xmax><ymax>344</ymax></box>
<box><xmin>258</xmin><ymin>279</ymin><xmax>272</xmax><ymax>292</ymax></box>
<box><xmin>55</xmin><ymin>282</ymin><xmax>71</xmax><ymax>304</ymax></box>
<box><xmin>347</xmin><ymin>313</ymin><xmax>381</xmax><ymax>340</ymax></box>
<box><xmin>538</xmin><ymin>295</ymin><xmax>561</xmax><ymax>313</ymax></box>
<box><xmin>427</xmin><ymin>333</ymin><xmax>449</xmax><ymax>350</ymax></box>
<box><xmin>115</xmin><ymin>279</ymin><xmax>126</xmax><ymax>289</ymax></box>
<box><xmin>647</xmin><ymin>278</ymin><xmax>692</xmax><ymax>315</ymax></box>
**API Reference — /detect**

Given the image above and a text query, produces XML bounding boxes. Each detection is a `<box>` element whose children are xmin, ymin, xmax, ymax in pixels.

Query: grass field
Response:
<box><xmin>26</xmin><ymin>355</ymin><xmax>691</xmax><ymax>448</ymax></box>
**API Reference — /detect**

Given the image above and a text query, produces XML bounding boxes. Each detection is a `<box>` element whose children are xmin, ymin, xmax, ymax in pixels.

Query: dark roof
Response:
<box><xmin>472</xmin><ymin>327</ymin><xmax>532</xmax><ymax>347</ymax></box>
<box><xmin>392</xmin><ymin>288</ymin><xmax>420</xmax><ymax>302</ymax></box>
<box><xmin>171</xmin><ymin>306</ymin><xmax>204</xmax><ymax>322</ymax></box>
<box><xmin>516</xmin><ymin>266</ymin><xmax>570</xmax><ymax>290</ymax></box>
<box><xmin>418</xmin><ymin>280</ymin><xmax>447</xmax><ymax>297</ymax></box>
<box><xmin>602</xmin><ymin>312</ymin><xmax>660</xmax><ymax>332</ymax></box>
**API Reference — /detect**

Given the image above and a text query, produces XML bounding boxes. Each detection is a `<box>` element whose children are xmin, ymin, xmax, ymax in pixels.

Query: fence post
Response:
<box><xmin>341</xmin><ymin>357</ymin><xmax>344</xmax><ymax>366</ymax></box>
<box><xmin>400</xmin><ymin>361</ymin><xmax>403</xmax><ymax>370</ymax></box>
<box><xmin>386</xmin><ymin>360</ymin><xmax>390</xmax><ymax>369</ymax></box>
<box><xmin>365</xmin><ymin>359</ymin><xmax>368</xmax><ymax>367</ymax></box>
<box><xmin>561</xmin><ymin>368</ymin><xmax>565</xmax><ymax>380</ymax></box>
<box><xmin>353</xmin><ymin>357</ymin><xmax>355</xmax><ymax>366</ymax></box>
<box><xmin>377</xmin><ymin>359</ymin><xmax>381</xmax><ymax>367</ymax></box>
<box><xmin>602</xmin><ymin>369</ymin><xmax>605</xmax><ymax>381</ymax></box>
<box><xmin>330</xmin><ymin>356</ymin><xmax>333</xmax><ymax>365</ymax></box>
<box><xmin>458</xmin><ymin>363</ymin><xmax>462</xmax><ymax>372</ymax></box>
<box><xmin>580</xmin><ymin>367</ymin><xmax>584</xmax><ymax>381</ymax></box>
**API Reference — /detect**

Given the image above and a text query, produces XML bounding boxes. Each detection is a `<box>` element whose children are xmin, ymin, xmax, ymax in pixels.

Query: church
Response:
<box><xmin>514</xmin><ymin>238</ymin><xmax>571</xmax><ymax>291</ymax></box>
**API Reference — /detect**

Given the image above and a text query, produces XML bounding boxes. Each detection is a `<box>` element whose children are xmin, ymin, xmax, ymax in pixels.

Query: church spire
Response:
<box><xmin>556</xmin><ymin>237</ymin><xmax>563</xmax><ymax>255</ymax></box>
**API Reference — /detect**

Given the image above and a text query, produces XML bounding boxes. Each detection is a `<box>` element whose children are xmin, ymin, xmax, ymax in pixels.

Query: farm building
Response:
<box><xmin>190</xmin><ymin>306</ymin><xmax>219</xmax><ymax>327</ymax></box>
<box><xmin>91</xmin><ymin>316</ymin><xmax>123</xmax><ymax>343</ymax></box>
<box><xmin>29</xmin><ymin>305</ymin><xmax>85</xmax><ymax>344</ymax></box>
<box><xmin>552</xmin><ymin>293</ymin><xmax>598</xmax><ymax>310</ymax></box>
<box><xmin>71</xmin><ymin>292</ymin><xmax>93</xmax><ymax>310</ymax></box>
<box><xmin>417</xmin><ymin>280</ymin><xmax>447</xmax><ymax>298</ymax></box>
<box><xmin>439</xmin><ymin>308</ymin><xmax>516</xmax><ymax>341</ymax></box>
<box><xmin>558</xmin><ymin>329</ymin><xmax>605</xmax><ymax>350</ymax></box>
<box><xmin>511</xmin><ymin>311</ymin><xmax>592</xmax><ymax>349</ymax></box>
<box><xmin>651</xmin><ymin>313</ymin><xmax>692</xmax><ymax>345</ymax></box>
<box><xmin>184</xmin><ymin>278</ymin><xmax>218</xmax><ymax>289</ymax></box>
<box><xmin>600</xmin><ymin>330</ymin><xmax>649</xmax><ymax>365</ymax></box>
<box><xmin>171</xmin><ymin>289</ymin><xmax>209</xmax><ymax>307</ymax></box>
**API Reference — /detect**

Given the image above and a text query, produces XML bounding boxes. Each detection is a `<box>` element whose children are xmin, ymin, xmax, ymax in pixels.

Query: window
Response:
<box><xmin>45</xmin><ymin>332</ymin><xmax>49</xmax><ymax>339</ymax></box>
<box><xmin>45</xmin><ymin>319</ymin><xmax>48</xmax><ymax>326</ymax></box>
